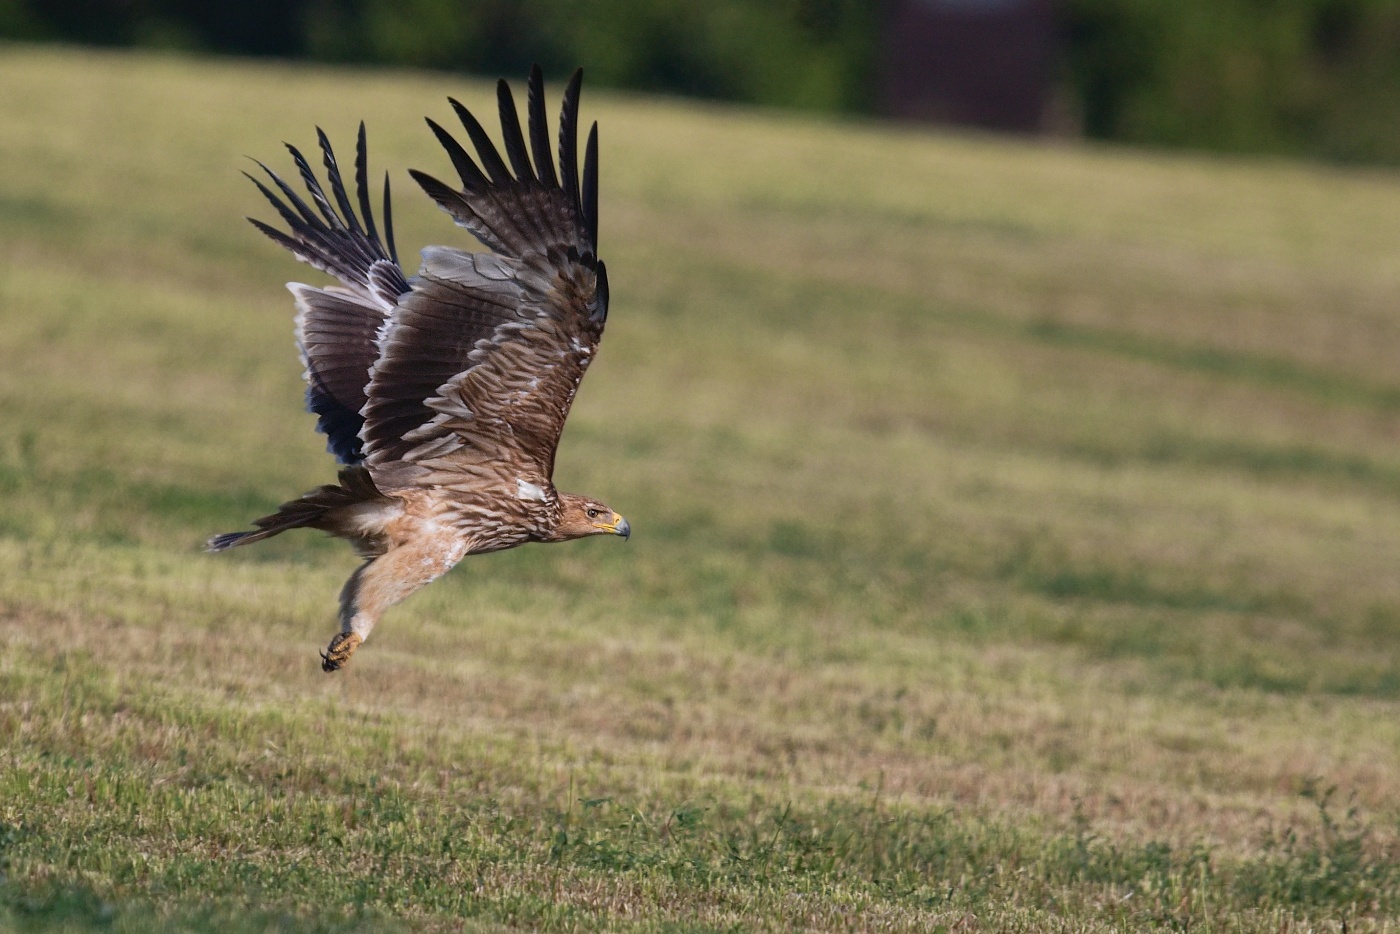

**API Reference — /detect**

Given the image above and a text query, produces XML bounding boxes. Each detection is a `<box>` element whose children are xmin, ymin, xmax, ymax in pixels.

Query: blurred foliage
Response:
<box><xmin>315</xmin><ymin>0</ymin><xmax>877</xmax><ymax>112</ymax></box>
<box><xmin>8</xmin><ymin>0</ymin><xmax>1400</xmax><ymax>161</ymax></box>
<box><xmin>1062</xmin><ymin>0</ymin><xmax>1400</xmax><ymax>162</ymax></box>
<box><xmin>0</xmin><ymin>0</ymin><xmax>877</xmax><ymax>112</ymax></box>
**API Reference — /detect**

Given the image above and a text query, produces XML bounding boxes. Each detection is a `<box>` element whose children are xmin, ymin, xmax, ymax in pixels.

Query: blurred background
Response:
<box><xmin>10</xmin><ymin>0</ymin><xmax>1400</xmax><ymax>163</ymax></box>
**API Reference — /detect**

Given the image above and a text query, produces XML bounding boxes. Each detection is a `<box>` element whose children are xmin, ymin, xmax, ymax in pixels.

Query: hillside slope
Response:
<box><xmin>2</xmin><ymin>45</ymin><xmax>1400</xmax><ymax>931</ymax></box>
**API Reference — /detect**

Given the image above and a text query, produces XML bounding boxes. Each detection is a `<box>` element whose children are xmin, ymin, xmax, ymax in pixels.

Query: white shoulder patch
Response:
<box><xmin>516</xmin><ymin>479</ymin><xmax>548</xmax><ymax>502</ymax></box>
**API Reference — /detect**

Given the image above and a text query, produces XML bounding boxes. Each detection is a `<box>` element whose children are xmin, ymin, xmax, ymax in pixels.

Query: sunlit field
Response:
<box><xmin>4</xmin><ymin>44</ymin><xmax>1400</xmax><ymax>932</ymax></box>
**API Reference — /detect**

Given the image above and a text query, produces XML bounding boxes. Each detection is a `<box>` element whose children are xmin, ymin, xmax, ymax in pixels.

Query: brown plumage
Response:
<box><xmin>210</xmin><ymin>68</ymin><xmax>629</xmax><ymax>671</ymax></box>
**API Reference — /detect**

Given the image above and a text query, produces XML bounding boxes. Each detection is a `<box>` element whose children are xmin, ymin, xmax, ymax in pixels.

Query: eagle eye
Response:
<box><xmin>586</xmin><ymin>507</ymin><xmax>600</xmax><ymax>519</ymax></box>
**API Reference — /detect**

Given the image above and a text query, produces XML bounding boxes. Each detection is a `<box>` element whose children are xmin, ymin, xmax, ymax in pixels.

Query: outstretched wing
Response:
<box><xmin>247</xmin><ymin>125</ymin><xmax>409</xmax><ymax>465</ymax></box>
<box><xmin>362</xmin><ymin>67</ymin><xmax>609</xmax><ymax>488</ymax></box>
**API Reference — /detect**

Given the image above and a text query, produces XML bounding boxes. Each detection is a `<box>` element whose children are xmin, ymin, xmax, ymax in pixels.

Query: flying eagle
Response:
<box><xmin>209</xmin><ymin>68</ymin><xmax>629</xmax><ymax>672</ymax></box>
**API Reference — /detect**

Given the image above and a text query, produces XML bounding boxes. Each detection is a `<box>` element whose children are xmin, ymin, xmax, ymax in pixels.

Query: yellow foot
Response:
<box><xmin>321</xmin><ymin>632</ymin><xmax>363</xmax><ymax>672</ymax></box>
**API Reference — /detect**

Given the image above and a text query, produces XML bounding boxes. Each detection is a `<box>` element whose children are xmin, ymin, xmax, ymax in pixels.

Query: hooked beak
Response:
<box><xmin>590</xmin><ymin>511</ymin><xmax>630</xmax><ymax>539</ymax></box>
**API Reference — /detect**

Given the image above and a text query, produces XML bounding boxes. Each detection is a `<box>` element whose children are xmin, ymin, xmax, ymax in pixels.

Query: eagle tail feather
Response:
<box><xmin>206</xmin><ymin>468</ymin><xmax>391</xmax><ymax>555</ymax></box>
<box><xmin>207</xmin><ymin>530</ymin><xmax>257</xmax><ymax>551</ymax></box>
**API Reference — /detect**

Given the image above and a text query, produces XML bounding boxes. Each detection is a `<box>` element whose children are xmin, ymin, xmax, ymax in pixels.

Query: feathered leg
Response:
<box><xmin>320</xmin><ymin>533</ymin><xmax>469</xmax><ymax>672</ymax></box>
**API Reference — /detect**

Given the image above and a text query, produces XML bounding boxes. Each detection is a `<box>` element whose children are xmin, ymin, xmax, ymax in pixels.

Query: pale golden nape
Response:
<box><xmin>553</xmin><ymin>493</ymin><xmax>631</xmax><ymax>542</ymax></box>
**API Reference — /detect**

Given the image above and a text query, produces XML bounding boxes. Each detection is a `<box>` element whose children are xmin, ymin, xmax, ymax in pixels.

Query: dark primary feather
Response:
<box><xmin>354</xmin><ymin>124</ymin><xmax>382</xmax><ymax>248</ymax></box>
<box><xmin>381</xmin><ymin>171</ymin><xmax>399</xmax><ymax>265</ymax></box>
<box><xmin>593</xmin><ymin>259</ymin><xmax>610</xmax><ymax>323</ymax></box>
<box><xmin>496</xmin><ymin>80</ymin><xmax>534</xmax><ymax>182</ymax></box>
<box><xmin>247</xmin><ymin>126</ymin><xmax>410</xmax><ymax>464</ymax></box>
<box><xmin>425</xmin><ymin>117</ymin><xmax>489</xmax><ymax>192</ymax></box>
<box><xmin>527</xmin><ymin>65</ymin><xmax>558</xmax><ymax>188</ymax></box>
<box><xmin>410</xmin><ymin>67</ymin><xmax>598</xmax><ymax>261</ymax></box>
<box><xmin>317</xmin><ymin>129</ymin><xmax>362</xmax><ymax>237</ymax></box>
<box><xmin>451</xmin><ymin>97</ymin><xmax>513</xmax><ymax>186</ymax></box>
<box><xmin>247</xmin><ymin>127</ymin><xmax>407</xmax><ymax>298</ymax></box>
<box><xmin>558</xmin><ymin>69</ymin><xmax>583</xmax><ymax>217</ymax></box>
<box><xmin>582</xmin><ymin>122</ymin><xmax>599</xmax><ymax>249</ymax></box>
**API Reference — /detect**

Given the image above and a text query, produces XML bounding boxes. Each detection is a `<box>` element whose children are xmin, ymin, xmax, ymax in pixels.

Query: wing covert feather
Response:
<box><xmin>361</xmin><ymin>69</ymin><xmax>608</xmax><ymax>487</ymax></box>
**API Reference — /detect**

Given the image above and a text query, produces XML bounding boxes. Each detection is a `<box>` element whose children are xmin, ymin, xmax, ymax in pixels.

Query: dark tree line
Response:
<box><xmin>1064</xmin><ymin>0</ymin><xmax>1400</xmax><ymax>162</ymax></box>
<box><xmin>6</xmin><ymin>0</ymin><xmax>1400</xmax><ymax>163</ymax></box>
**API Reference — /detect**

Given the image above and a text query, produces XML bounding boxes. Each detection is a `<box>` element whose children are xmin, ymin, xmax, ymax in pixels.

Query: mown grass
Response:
<box><xmin>3</xmin><ymin>44</ymin><xmax>1400</xmax><ymax>931</ymax></box>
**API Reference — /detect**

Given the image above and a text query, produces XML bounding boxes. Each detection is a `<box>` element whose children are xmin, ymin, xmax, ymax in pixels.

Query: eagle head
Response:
<box><xmin>555</xmin><ymin>492</ymin><xmax>630</xmax><ymax>542</ymax></box>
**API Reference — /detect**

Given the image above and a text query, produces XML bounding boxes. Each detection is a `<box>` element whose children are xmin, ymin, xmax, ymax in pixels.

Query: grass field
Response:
<box><xmin>3</xmin><ymin>44</ymin><xmax>1400</xmax><ymax>932</ymax></box>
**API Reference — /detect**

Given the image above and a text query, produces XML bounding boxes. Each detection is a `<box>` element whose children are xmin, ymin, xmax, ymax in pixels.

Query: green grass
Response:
<box><xmin>3</xmin><ymin>43</ymin><xmax>1400</xmax><ymax>931</ymax></box>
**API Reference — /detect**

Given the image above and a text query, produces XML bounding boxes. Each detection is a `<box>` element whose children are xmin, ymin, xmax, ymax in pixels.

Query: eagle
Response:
<box><xmin>209</xmin><ymin>68</ymin><xmax>629</xmax><ymax>672</ymax></box>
